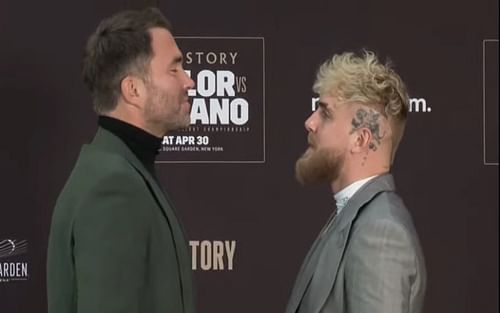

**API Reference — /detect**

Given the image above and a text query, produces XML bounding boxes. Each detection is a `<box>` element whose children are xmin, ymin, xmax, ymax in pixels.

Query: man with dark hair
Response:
<box><xmin>47</xmin><ymin>7</ymin><xmax>195</xmax><ymax>313</ymax></box>
<box><xmin>286</xmin><ymin>51</ymin><xmax>426</xmax><ymax>313</ymax></box>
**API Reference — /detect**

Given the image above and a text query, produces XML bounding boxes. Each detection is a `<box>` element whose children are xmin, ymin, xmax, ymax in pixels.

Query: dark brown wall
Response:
<box><xmin>0</xmin><ymin>0</ymin><xmax>497</xmax><ymax>312</ymax></box>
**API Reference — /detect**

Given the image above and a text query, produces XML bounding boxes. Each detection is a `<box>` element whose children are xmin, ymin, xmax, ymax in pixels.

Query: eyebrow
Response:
<box><xmin>170</xmin><ymin>54</ymin><xmax>183</xmax><ymax>66</ymax></box>
<box><xmin>317</xmin><ymin>101</ymin><xmax>331</xmax><ymax>111</ymax></box>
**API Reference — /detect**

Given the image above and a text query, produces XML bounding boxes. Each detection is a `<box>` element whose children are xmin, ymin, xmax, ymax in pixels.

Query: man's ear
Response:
<box><xmin>120</xmin><ymin>75</ymin><xmax>146</xmax><ymax>109</ymax></box>
<box><xmin>351</xmin><ymin>127</ymin><xmax>373</xmax><ymax>153</ymax></box>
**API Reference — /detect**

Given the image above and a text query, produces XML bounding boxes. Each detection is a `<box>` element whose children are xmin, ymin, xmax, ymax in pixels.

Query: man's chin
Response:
<box><xmin>295</xmin><ymin>149</ymin><xmax>341</xmax><ymax>186</ymax></box>
<box><xmin>172</xmin><ymin>121</ymin><xmax>190</xmax><ymax>131</ymax></box>
<box><xmin>181</xmin><ymin>104</ymin><xmax>192</xmax><ymax>125</ymax></box>
<box><xmin>295</xmin><ymin>155</ymin><xmax>323</xmax><ymax>186</ymax></box>
<box><xmin>182</xmin><ymin>115</ymin><xmax>192</xmax><ymax>128</ymax></box>
<box><xmin>163</xmin><ymin>117</ymin><xmax>191</xmax><ymax>133</ymax></box>
<box><xmin>181</xmin><ymin>100</ymin><xmax>191</xmax><ymax>111</ymax></box>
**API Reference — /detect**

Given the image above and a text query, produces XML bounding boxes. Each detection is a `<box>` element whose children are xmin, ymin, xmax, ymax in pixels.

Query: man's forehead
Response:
<box><xmin>318</xmin><ymin>96</ymin><xmax>372</xmax><ymax>117</ymax></box>
<box><xmin>149</xmin><ymin>26</ymin><xmax>172</xmax><ymax>36</ymax></box>
<box><xmin>149</xmin><ymin>27</ymin><xmax>183</xmax><ymax>61</ymax></box>
<box><xmin>149</xmin><ymin>28</ymin><xmax>177</xmax><ymax>49</ymax></box>
<box><xmin>318</xmin><ymin>95</ymin><xmax>345</xmax><ymax>110</ymax></box>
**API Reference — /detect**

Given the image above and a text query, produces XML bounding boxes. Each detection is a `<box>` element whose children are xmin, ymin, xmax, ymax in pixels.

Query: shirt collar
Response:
<box><xmin>334</xmin><ymin>175</ymin><xmax>379</xmax><ymax>214</ymax></box>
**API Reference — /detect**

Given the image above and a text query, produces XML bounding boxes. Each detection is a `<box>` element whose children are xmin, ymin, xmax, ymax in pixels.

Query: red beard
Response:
<box><xmin>295</xmin><ymin>146</ymin><xmax>345</xmax><ymax>185</ymax></box>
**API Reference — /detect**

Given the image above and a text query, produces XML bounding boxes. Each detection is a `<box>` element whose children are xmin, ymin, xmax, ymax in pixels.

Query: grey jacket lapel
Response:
<box><xmin>286</xmin><ymin>211</ymin><xmax>337</xmax><ymax>313</ymax></box>
<box><xmin>293</xmin><ymin>174</ymin><xmax>396</xmax><ymax>313</ymax></box>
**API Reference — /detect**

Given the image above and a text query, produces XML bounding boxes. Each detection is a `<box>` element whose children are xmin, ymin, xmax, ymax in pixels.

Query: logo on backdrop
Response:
<box><xmin>0</xmin><ymin>239</ymin><xmax>29</xmax><ymax>283</ymax></box>
<box><xmin>157</xmin><ymin>37</ymin><xmax>265</xmax><ymax>163</ymax></box>
<box><xmin>311</xmin><ymin>97</ymin><xmax>431</xmax><ymax>113</ymax></box>
<box><xmin>189</xmin><ymin>240</ymin><xmax>236</xmax><ymax>271</ymax></box>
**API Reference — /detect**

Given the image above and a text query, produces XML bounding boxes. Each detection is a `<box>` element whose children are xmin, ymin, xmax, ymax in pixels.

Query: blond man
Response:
<box><xmin>286</xmin><ymin>51</ymin><xmax>426</xmax><ymax>313</ymax></box>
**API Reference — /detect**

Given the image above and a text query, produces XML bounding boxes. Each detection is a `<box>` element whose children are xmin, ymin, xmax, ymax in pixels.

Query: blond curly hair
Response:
<box><xmin>313</xmin><ymin>50</ymin><xmax>409</xmax><ymax>162</ymax></box>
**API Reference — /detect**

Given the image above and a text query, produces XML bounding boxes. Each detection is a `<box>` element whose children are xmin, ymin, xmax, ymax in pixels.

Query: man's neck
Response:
<box><xmin>331</xmin><ymin>169</ymin><xmax>389</xmax><ymax>194</ymax></box>
<box><xmin>105</xmin><ymin>109</ymin><xmax>164</xmax><ymax>138</ymax></box>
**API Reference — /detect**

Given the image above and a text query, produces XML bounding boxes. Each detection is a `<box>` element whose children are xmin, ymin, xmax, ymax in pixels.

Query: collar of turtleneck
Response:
<box><xmin>98</xmin><ymin>116</ymin><xmax>162</xmax><ymax>177</ymax></box>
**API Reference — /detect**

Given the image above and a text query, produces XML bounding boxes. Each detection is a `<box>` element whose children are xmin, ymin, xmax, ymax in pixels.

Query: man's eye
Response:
<box><xmin>170</xmin><ymin>67</ymin><xmax>180</xmax><ymax>73</ymax></box>
<box><xmin>320</xmin><ymin>109</ymin><xmax>329</xmax><ymax>118</ymax></box>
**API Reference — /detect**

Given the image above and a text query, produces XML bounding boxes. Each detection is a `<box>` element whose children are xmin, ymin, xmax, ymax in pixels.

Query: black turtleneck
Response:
<box><xmin>98</xmin><ymin>116</ymin><xmax>162</xmax><ymax>177</ymax></box>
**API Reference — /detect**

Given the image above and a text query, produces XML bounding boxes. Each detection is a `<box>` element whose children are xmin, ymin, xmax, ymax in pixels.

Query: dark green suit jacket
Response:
<box><xmin>47</xmin><ymin>127</ymin><xmax>194</xmax><ymax>313</ymax></box>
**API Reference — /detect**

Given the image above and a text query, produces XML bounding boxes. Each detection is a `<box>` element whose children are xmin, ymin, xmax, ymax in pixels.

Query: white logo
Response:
<box><xmin>158</xmin><ymin>37</ymin><xmax>265</xmax><ymax>163</ymax></box>
<box><xmin>0</xmin><ymin>239</ymin><xmax>27</xmax><ymax>258</ymax></box>
<box><xmin>0</xmin><ymin>239</ymin><xmax>29</xmax><ymax>282</ymax></box>
<box><xmin>187</xmin><ymin>70</ymin><xmax>249</xmax><ymax>125</ymax></box>
<box><xmin>311</xmin><ymin>97</ymin><xmax>432</xmax><ymax>113</ymax></box>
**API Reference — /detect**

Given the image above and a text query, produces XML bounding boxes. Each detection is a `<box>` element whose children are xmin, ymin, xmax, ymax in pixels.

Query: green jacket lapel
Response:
<box><xmin>90</xmin><ymin>127</ymin><xmax>194</xmax><ymax>313</ymax></box>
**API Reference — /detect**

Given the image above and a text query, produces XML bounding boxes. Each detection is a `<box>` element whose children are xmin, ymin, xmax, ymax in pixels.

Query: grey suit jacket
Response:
<box><xmin>286</xmin><ymin>174</ymin><xmax>426</xmax><ymax>313</ymax></box>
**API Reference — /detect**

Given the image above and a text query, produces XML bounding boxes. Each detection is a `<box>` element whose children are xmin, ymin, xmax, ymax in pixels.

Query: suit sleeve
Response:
<box><xmin>343</xmin><ymin>218</ymin><xmax>417</xmax><ymax>313</ymax></box>
<box><xmin>73</xmin><ymin>170</ymin><xmax>153</xmax><ymax>313</ymax></box>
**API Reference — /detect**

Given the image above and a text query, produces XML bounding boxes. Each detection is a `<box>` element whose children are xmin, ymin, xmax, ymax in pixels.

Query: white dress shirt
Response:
<box><xmin>334</xmin><ymin>175</ymin><xmax>378</xmax><ymax>214</ymax></box>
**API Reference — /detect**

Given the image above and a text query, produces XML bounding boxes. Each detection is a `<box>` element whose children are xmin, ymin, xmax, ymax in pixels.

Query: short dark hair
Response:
<box><xmin>82</xmin><ymin>7</ymin><xmax>172</xmax><ymax>113</ymax></box>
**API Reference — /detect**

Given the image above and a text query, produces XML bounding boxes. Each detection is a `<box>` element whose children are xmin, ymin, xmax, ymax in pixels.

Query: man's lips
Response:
<box><xmin>307</xmin><ymin>134</ymin><xmax>316</xmax><ymax>148</ymax></box>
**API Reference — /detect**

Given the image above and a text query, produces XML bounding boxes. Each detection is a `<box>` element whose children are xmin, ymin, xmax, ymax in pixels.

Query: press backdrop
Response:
<box><xmin>0</xmin><ymin>0</ymin><xmax>498</xmax><ymax>312</ymax></box>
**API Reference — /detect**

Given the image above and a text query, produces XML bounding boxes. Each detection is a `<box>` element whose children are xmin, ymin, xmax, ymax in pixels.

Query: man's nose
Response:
<box><xmin>305</xmin><ymin>113</ymin><xmax>317</xmax><ymax>132</ymax></box>
<box><xmin>184</xmin><ymin>71</ymin><xmax>195</xmax><ymax>90</ymax></box>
